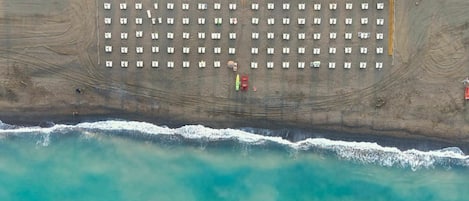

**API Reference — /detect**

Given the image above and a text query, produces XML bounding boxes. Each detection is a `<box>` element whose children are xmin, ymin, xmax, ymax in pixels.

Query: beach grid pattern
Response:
<box><xmin>99</xmin><ymin>0</ymin><xmax>391</xmax><ymax>70</ymax></box>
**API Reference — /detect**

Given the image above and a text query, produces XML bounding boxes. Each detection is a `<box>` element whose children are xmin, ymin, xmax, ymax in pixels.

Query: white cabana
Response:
<box><xmin>252</xmin><ymin>18</ymin><xmax>259</xmax><ymax>25</ymax></box>
<box><xmin>120</xmin><ymin>18</ymin><xmax>127</xmax><ymax>25</ymax></box>
<box><xmin>136</xmin><ymin>18</ymin><xmax>142</xmax><ymax>25</ymax></box>
<box><xmin>229</xmin><ymin>3</ymin><xmax>237</xmax><ymax>10</ymax></box>
<box><xmin>344</xmin><ymin>62</ymin><xmax>351</xmax><ymax>69</ymax></box>
<box><xmin>360</xmin><ymin>47</ymin><xmax>368</xmax><ymax>54</ymax></box>
<box><xmin>182</xmin><ymin>18</ymin><xmax>190</xmax><ymax>25</ymax></box>
<box><xmin>198</xmin><ymin>32</ymin><xmax>205</xmax><ymax>39</ymax></box>
<box><xmin>298</xmin><ymin>62</ymin><xmax>305</xmax><ymax>69</ymax></box>
<box><xmin>313</xmin><ymin>48</ymin><xmax>320</xmax><ymax>55</ymax></box>
<box><xmin>345</xmin><ymin>32</ymin><xmax>352</xmax><ymax>40</ymax></box>
<box><xmin>252</xmin><ymin>3</ymin><xmax>259</xmax><ymax>10</ymax></box>
<box><xmin>198</xmin><ymin>3</ymin><xmax>207</xmax><ymax>10</ymax></box>
<box><xmin>267</xmin><ymin>3</ymin><xmax>274</xmax><ymax>10</ymax></box>
<box><xmin>166</xmin><ymin>3</ymin><xmax>174</xmax><ymax>10</ymax></box>
<box><xmin>230</xmin><ymin>18</ymin><xmax>237</xmax><ymax>25</ymax></box>
<box><xmin>167</xmin><ymin>32</ymin><xmax>174</xmax><ymax>39</ymax></box>
<box><xmin>360</xmin><ymin>62</ymin><xmax>367</xmax><ymax>69</ymax></box>
<box><xmin>376</xmin><ymin>47</ymin><xmax>384</xmax><ymax>54</ymax></box>
<box><xmin>104</xmin><ymin>18</ymin><xmax>111</xmax><ymax>25</ymax></box>
<box><xmin>267</xmin><ymin>32</ymin><xmax>274</xmax><ymax>39</ymax></box>
<box><xmin>229</xmin><ymin>33</ymin><xmax>236</xmax><ymax>40</ymax></box>
<box><xmin>136</xmin><ymin>47</ymin><xmax>143</xmax><ymax>54</ymax></box>
<box><xmin>121</xmin><ymin>32</ymin><xmax>128</xmax><ymax>39</ymax></box>
<box><xmin>251</xmin><ymin>62</ymin><xmax>258</xmax><ymax>69</ymax></box>
<box><xmin>298</xmin><ymin>33</ymin><xmax>306</xmax><ymax>40</ymax></box>
<box><xmin>198</xmin><ymin>47</ymin><xmax>206</xmax><ymax>54</ymax></box>
<box><xmin>120</xmin><ymin>3</ymin><xmax>127</xmax><ymax>10</ymax></box>
<box><xmin>214</xmin><ymin>18</ymin><xmax>222</xmax><ymax>25</ymax></box>
<box><xmin>314</xmin><ymin>18</ymin><xmax>321</xmax><ymax>25</ymax></box>
<box><xmin>298</xmin><ymin>47</ymin><xmax>305</xmax><ymax>54</ymax></box>
<box><xmin>346</xmin><ymin>3</ymin><xmax>353</xmax><ymax>10</ymax></box>
<box><xmin>105</xmin><ymin>61</ymin><xmax>112</xmax><ymax>67</ymax></box>
<box><xmin>314</xmin><ymin>4</ymin><xmax>321</xmax><ymax>11</ymax></box>
<box><xmin>136</xmin><ymin>61</ymin><xmax>143</xmax><ymax>68</ymax></box>
<box><xmin>228</xmin><ymin>48</ymin><xmax>236</xmax><ymax>55</ymax></box>
<box><xmin>211</xmin><ymin>32</ymin><xmax>221</xmax><ymax>40</ymax></box>
<box><xmin>121</xmin><ymin>61</ymin><xmax>128</xmax><ymax>68</ymax></box>
<box><xmin>167</xmin><ymin>47</ymin><xmax>174</xmax><ymax>54</ymax></box>
<box><xmin>104</xmin><ymin>32</ymin><xmax>111</xmax><ymax>39</ymax></box>
<box><xmin>214</xmin><ymin>47</ymin><xmax>221</xmax><ymax>54</ymax></box>
<box><xmin>183</xmin><ymin>47</ymin><xmax>190</xmax><ymax>54</ymax></box>
<box><xmin>377</xmin><ymin>18</ymin><xmax>384</xmax><ymax>26</ymax></box>
<box><xmin>183</xmin><ymin>61</ymin><xmax>190</xmax><ymax>68</ymax></box>
<box><xmin>104</xmin><ymin>3</ymin><xmax>111</xmax><ymax>10</ymax></box>
<box><xmin>298</xmin><ymin>18</ymin><xmax>305</xmax><ymax>25</ymax></box>
<box><xmin>267</xmin><ymin>48</ymin><xmax>274</xmax><ymax>55</ymax></box>
<box><xmin>267</xmin><ymin>18</ymin><xmax>275</xmax><ymax>25</ymax></box>
<box><xmin>167</xmin><ymin>18</ymin><xmax>174</xmax><ymax>25</ymax></box>
<box><xmin>198</xmin><ymin>18</ymin><xmax>205</xmax><ymax>25</ymax></box>
<box><xmin>376</xmin><ymin>33</ymin><xmax>384</xmax><ymax>40</ymax></box>
<box><xmin>298</xmin><ymin>4</ymin><xmax>305</xmax><ymax>10</ymax></box>
<box><xmin>198</xmin><ymin>61</ymin><xmax>206</xmax><ymax>68</ymax></box>
<box><xmin>105</xmin><ymin>46</ymin><xmax>112</xmax><ymax>53</ymax></box>
<box><xmin>345</xmin><ymin>18</ymin><xmax>352</xmax><ymax>25</ymax></box>
<box><xmin>252</xmin><ymin>32</ymin><xmax>259</xmax><ymax>39</ymax></box>
<box><xmin>214</xmin><ymin>3</ymin><xmax>221</xmax><ymax>10</ymax></box>
<box><xmin>152</xmin><ymin>61</ymin><xmax>159</xmax><ymax>68</ymax></box>
<box><xmin>376</xmin><ymin>62</ymin><xmax>383</xmax><ymax>69</ymax></box>
<box><xmin>167</xmin><ymin>61</ymin><xmax>174</xmax><ymax>68</ymax></box>
<box><xmin>135</xmin><ymin>3</ymin><xmax>142</xmax><ymax>10</ymax></box>
<box><xmin>267</xmin><ymin>62</ymin><xmax>274</xmax><ymax>69</ymax></box>
<box><xmin>251</xmin><ymin>47</ymin><xmax>258</xmax><ymax>55</ymax></box>
<box><xmin>361</xmin><ymin>18</ymin><xmax>368</xmax><ymax>25</ymax></box>
<box><xmin>345</xmin><ymin>47</ymin><xmax>352</xmax><ymax>54</ymax></box>
<box><xmin>377</xmin><ymin>3</ymin><xmax>384</xmax><ymax>10</ymax></box>
<box><xmin>151</xmin><ymin>32</ymin><xmax>158</xmax><ymax>39</ymax></box>
<box><xmin>313</xmin><ymin>33</ymin><xmax>321</xmax><ymax>40</ymax></box>
<box><xmin>214</xmin><ymin>61</ymin><xmax>221</xmax><ymax>68</ymax></box>
<box><xmin>312</xmin><ymin>61</ymin><xmax>321</xmax><ymax>68</ymax></box>
<box><xmin>362</xmin><ymin>3</ymin><xmax>369</xmax><ymax>10</ymax></box>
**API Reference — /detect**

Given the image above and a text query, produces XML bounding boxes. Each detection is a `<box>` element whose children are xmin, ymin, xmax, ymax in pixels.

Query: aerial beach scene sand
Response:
<box><xmin>1</xmin><ymin>0</ymin><xmax>469</xmax><ymax>200</ymax></box>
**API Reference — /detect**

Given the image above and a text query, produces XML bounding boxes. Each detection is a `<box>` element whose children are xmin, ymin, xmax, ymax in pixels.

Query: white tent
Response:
<box><xmin>214</xmin><ymin>47</ymin><xmax>221</xmax><ymax>54</ymax></box>
<box><xmin>267</xmin><ymin>62</ymin><xmax>274</xmax><ymax>69</ymax></box>
<box><xmin>198</xmin><ymin>47</ymin><xmax>206</xmax><ymax>54</ymax></box>
<box><xmin>167</xmin><ymin>61</ymin><xmax>174</xmax><ymax>68</ymax></box>
<box><xmin>183</xmin><ymin>47</ymin><xmax>190</xmax><ymax>54</ymax></box>
<box><xmin>298</xmin><ymin>33</ymin><xmax>306</xmax><ymax>40</ymax></box>
<box><xmin>105</xmin><ymin>61</ymin><xmax>112</xmax><ymax>67</ymax></box>
<box><xmin>104</xmin><ymin>32</ymin><xmax>111</xmax><ymax>39</ymax></box>
<box><xmin>298</xmin><ymin>47</ymin><xmax>305</xmax><ymax>54</ymax></box>
<box><xmin>267</xmin><ymin>48</ymin><xmax>274</xmax><ymax>55</ymax></box>
<box><xmin>183</xmin><ymin>61</ymin><xmax>190</xmax><ymax>68</ymax></box>
<box><xmin>344</xmin><ymin>62</ymin><xmax>351</xmax><ymax>69</ymax></box>
<box><xmin>282</xmin><ymin>47</ymin><xmax>290</xmax><ymax>54</ymax></box>
<box><xmin>360</xmin><ymin>62</ymin><xmax>367</xmax><ymax>69</ymax></box>
<box><xmin>104</xmin><ymin>18</ymin><xmax>111</xmax><ymax>25</ymax></box>
<box><xmin>251</xmin><ymin>62</ymin><xmax>258</xmax><ymax>69</ymax></box>
<box><xmin>152</xmin><ymin>61</ymin><xmax>159</xmax><ymax>68</ymax></box>
<box><xmin>214</xmin><ymin>61</ymin><xmax>221</xmax><ymax>68</ymax></box>
<box><xmin>135</xmin><ymin>3</ymin><xmax>142</xmax><ymax>10</ymax></box>
<box><xmin>283</xmin><ymin>3</ymin><xmax>290</xmax><ymax>10</ymax></box>
<box><xmin>167</xmin><ymin>47</ymin><xmax>174</xmax><ymax>54</ymax></box>
<box><xmin>252</xmin><ymin>32</ymin><xmax>259</xmax><ymax>39</ymax></box>
<box><xmin>136</xmin><ymin>61</ymin><xmax>143</xmax><ymax>68</ymax></box>
<box><xmin>298</xmin><ymin>62</ymin><xmax>305</xmax><ymax>69</ymax></box>
<box><xmin>282</xmin><ymin>62</ymin><xmax>290</xmax><ymax>69</ymax></box>
<box><xmin>104</xmin><ymin>3</ymin><xmax>111</xmax><ymax>10</ymax></box>
<box><xmin>121</xmin><ymin>61</ymin><xmax>128</xmax><ymax>68</ymax></box>
<box><xmin>329</xmin><ymin>62</ymin><xmax>336</xmax><ymax>69</ymax></box>
<box><xmin>136</xmin><ymin>47</ymin><xmax>143</xmax><ymax>54</ymax></box>
<box><xmin>251</xmin><ymin>47</ymin><xmax>258</xmax><ymax>54</ymax></box>
<box><xmin>252</xmin><ymin>3</ymin><xmax>259</xmax><ymax>10</ymax></box>
<box><xmin>228</xmin><ymin>48</ymin><xmax>236</xmax><ymax>55</ymax></box>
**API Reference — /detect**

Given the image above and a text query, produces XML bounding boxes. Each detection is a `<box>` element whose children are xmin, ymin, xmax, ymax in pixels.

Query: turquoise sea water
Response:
<box><xmin>0</xmin><ymin>120</ymin><xmax>468</xmax><ymax>201</ymax></box>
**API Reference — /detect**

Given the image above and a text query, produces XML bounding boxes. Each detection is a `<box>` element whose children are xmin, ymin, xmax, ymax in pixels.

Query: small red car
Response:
<box><xmin>241</xmin><ymin>75</ymin><xmax>249</xmax><ymax>91</ymax></box>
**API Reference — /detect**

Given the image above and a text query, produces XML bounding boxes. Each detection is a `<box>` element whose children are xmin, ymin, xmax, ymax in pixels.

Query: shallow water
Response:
<box><xmin>0</xmin><ymin>120</ymin><xmax>468</xmax><ymax>201</ymax></box>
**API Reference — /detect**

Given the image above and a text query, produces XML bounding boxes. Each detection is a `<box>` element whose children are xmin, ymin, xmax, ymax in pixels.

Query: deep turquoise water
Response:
<box><xmin>0</xmin><ymin>120</ymin><xmax>468</xmax><ymax>201</ymax></box>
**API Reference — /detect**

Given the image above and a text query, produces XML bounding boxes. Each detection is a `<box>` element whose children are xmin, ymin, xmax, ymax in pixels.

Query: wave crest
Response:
<box><xmin>0</xmin><ymin>120</ymin><xmax>468</xmax><ymax>170</ymax></box>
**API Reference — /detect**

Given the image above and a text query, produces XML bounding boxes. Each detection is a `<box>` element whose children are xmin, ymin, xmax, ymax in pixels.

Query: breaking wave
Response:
<box><xmin>0</xmin><ymin>120</ymin><xmax>468</xmax><ymax>170</ymax></box>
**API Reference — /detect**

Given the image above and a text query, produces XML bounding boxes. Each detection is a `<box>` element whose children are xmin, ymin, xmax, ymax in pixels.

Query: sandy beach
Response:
<box><xmin>1</xmin><ymin>0</ymin><xmax>469</xmax><ymax>147</ymax></box>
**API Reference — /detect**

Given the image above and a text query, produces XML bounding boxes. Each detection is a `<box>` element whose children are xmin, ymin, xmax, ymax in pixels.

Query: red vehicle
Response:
<box><xmin>465</xmin><ymin>87</ymin><xmax>469</xmax><ymax>100</ymax></box>
<box><xmin>241</xmin><ymin>75</ymin><xmax>249</xmax><ymax>91</ymax></box>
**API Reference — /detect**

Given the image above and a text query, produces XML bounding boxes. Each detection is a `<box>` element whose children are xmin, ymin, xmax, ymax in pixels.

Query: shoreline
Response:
<box><xmin>2</xmin><ymin>109</ymin><xmax>468</xmax><ymax>153</ymax></box>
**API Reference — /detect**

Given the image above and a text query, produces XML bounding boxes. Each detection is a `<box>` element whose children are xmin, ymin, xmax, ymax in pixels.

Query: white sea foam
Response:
<box><xmin>0</xmin><ymin>120</ymin><xmax>468</xmax><ymax>170</ymax></box>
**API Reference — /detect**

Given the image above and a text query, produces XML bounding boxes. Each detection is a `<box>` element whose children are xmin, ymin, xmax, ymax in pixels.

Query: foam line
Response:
<box><xmin>1</xmin><ymin>120</ymin><xmax>468</xmax><ymax>170</ymax></box>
